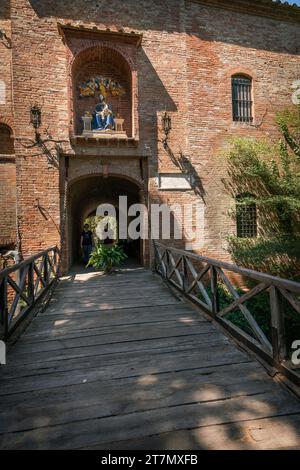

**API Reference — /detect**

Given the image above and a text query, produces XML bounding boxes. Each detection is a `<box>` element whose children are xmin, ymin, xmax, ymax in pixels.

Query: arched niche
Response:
<box><xmin>72</xmin><ymin>46</ymin><xmax>133</xmax><ymax>137</ymax></box>
<box><xmin>0</xmin><ymin>123</ymin><xmax>14</xmax><ymax>155</ymax></box>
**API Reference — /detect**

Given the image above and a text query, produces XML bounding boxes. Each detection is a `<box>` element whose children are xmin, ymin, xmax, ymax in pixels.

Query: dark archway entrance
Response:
<box><xmin>68</xmin><ymin>175</ymin><xmax>144</xmax><ymax>269</ymax></box>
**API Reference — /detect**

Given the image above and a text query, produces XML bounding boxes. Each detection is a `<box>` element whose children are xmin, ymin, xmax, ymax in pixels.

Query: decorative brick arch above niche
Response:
<box><xmin>62</xmin><ymin>26</ymin><xmax>140</xmax><ymax>143</ymax></box>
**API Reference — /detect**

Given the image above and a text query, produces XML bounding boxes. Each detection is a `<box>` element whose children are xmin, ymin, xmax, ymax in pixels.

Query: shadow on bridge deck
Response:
<box><xmin>0</xmin><ymin>268</ymin><xmax>299</xmax><ymax>449</ymax></box>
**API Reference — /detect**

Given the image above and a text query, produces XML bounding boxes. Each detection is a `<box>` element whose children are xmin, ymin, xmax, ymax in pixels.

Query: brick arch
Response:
<box><xmin>0</xmin><ymin>121</ymin><xmax>15</xmax><ymax>154</ymax></box>
<box><xmin>0</xmin><ymin>117</ymin><xmax>14</xmax><ymax>135</ymax></box>
<box><xmin>68</xmin><ymin>170</ymin><xmax>144</xmax><ymax>190</ymax></box>
<box><xmin>70</xmin><ymin>42</ymin><xmax>135</xmax><ymax>74</ymax></box>
<box><xmin>224</xmin><ymin>67</ymin><xmax>257</xmax><ymax>82</ymax></box>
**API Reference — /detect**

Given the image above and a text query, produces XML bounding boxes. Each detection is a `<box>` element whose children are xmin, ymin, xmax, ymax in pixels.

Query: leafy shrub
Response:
<box><xmin>227</xmin><ymin>235</ymin><xmax>300</xmax><ymax>281</ymax></box>
<box><xmin>87</xmin><ymin>243</ymin><xmax>127</xmax><ymax>273</ymax></box>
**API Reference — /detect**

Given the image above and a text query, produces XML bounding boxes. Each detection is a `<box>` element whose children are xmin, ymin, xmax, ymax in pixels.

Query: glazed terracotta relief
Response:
<box><xmin>79</xmin><ymin>77</ymin><xmax>127</xmax><ymax>138</ymax></box>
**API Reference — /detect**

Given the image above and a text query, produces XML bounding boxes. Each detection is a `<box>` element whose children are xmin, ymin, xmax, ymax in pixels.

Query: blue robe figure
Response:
<box><xmin>92</xmin><ymin>100</ymin><xmax>115</xmax><ymax>131</ymax></box>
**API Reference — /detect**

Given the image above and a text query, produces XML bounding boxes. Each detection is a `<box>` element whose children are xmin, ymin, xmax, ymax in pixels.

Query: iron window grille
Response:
<box><xmin>236</xmin><ymin>195</ymin><xmax>257</xmax><ymax>238</ymax></box>
<box><xmin>232</xmin><ymin>75</ymin><xmax>253</xmax><ymax>123</ymax></box>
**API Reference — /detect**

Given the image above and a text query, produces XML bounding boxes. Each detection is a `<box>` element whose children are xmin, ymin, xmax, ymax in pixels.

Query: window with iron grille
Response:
<box><xmin>232</xmin><ymin>75</ymin><xmax>253</xmax><ymax>123</ymax></box>
<box><xmin>236</xmin><ymin>195</ymin><xmax>257</xmax><ymax>238</ymax></box>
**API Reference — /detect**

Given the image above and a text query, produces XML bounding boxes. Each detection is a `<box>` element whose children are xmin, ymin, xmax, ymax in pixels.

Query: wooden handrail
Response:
<box><xmin>0</xmin><ymin>246</ymin><xmax>60</xmax><ymax>340</ymax></box>
<box><xmin>0</xmin><ymin>247</ymin><xmax>58</xmax><ymax>279</ymax></box>
<box><xmin>154</xmin><ymin>242</ymin><xmax>300</xmax><ymax>294</ymax></box>
<box><xmin>153</xmin><ymin>241</ymin><xmax>300</xmax><ymax>387</ymax></box>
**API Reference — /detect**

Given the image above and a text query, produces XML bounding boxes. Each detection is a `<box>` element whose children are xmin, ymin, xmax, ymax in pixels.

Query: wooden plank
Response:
<box><xmin>8</xmin><ymin>333</ymin><xmax>231</xmax><ymax>367</ymax></box>
<box><xmin>20</xmin><ymin>318</ymin><xmax>214</xmax><ymax>344</ymax></box>
<box><xmin>51</xmin><ymin>286</ymin><xmax>169</xmax><ymax>300</ymax></box>
<box><xmin>83</xmin><ymin>413</ymin><xmax>300</xmax><ymax>450</ymax></box>
<box><xmin>0</xmin><ymin>390</ymin><xmax>299</xmax><ymax>449</ymax></box>
<box><xmin>11</xmin><ymin>323</ymin><xmax>216</xmax><ymax>355</ymax></box>
<box><xmin>0</xmin><ymin>363</ymin><xmax>284</xmax><ymax>435</ymax></box>
<box><xmin>44</xmin><ymin>296</ymin><xmax>180</xmax><ymax>315</ymax></box>
<box><xmin>0</xmin><ymin>361</ymin><xmax>264</xmax><ymax>408</ymax></box>
<box><xmin>1</xmin><ymin>266</ymin><xmax>299</xmax><ymax>450</ymax></box>
<box><xmin>49</xmin><ymin>290</ymin><xmax>175</xmax><ymax>304</ymax></box>
<box><xmin>0</xmin><ymin>346</ymin><xmax>247</xmax><ymax>395</ymax></box>
<box><xmin>22</xmin><ymin>305</ymin><xmax>203</xmax><ymax>336</ymax></box>
<box><xmin>1</xmin><ymin>341</ymin><xmax>245</xmax><ymax>383</ymax></box>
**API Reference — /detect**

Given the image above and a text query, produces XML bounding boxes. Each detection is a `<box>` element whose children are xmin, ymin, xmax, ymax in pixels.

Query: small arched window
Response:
<box><xmin>236</xmin><ymin>194</ymin><xmax>257</xmax><ymax>238</ymax></box>
<box><xmin>0</xmin><ymin>123</ymin><xmax>14</xmax><ymax>154</ymax></box>
<box><xmin>232</xmin><ymin>75</ymin><xmax>253</xmax><ymax>123</ymax></box>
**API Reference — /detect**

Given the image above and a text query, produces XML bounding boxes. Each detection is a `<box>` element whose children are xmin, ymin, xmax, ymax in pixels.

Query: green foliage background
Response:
<box><xmin>223</xmin><ymin>104</ymin><xmax>300</xmax><ymax>280</ymax></box>
<box><xmin>220</xmin><ymin>104</ymin><xmax>300</xmax><ymax>353</ymax></box>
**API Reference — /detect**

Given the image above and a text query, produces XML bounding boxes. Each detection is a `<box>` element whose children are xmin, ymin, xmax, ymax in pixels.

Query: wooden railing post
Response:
<box><xmin>27</xmin><ymin>262</ymin><xmax>35</xmax><ymax>306</ymax></box>
<box><xmin>165</xmin><ymin>250</ymin><xmax>169</xmax><ymax>280</ymax></box>
<box><xmin>270</xmin><ymin>286</ymin><xmax>287</xmax><ymax>366</ymax></box>
<box><xmin>43</xmin><ymin>254</ymin><xmax>49</xmax><ymax>285</ymax></box>
<box><xmin>210</xmin><ymin>266</ymin><xmax>219</xmax><ymax>317</ymax></box>
<box><xmin>182</xmin><ymin>256</ymin><xmax>188</xmax><ymax>293</ymax></box>
<box><xmin>53</xmin><ymin>248</ymin><xmax>58</xmax><ymax>275</ymax></box>
<box><xmin>153</xmin><ymin>244</ymin><xmax>159</xmax><ymax>273</ymax></box>
<box><xmin>0</xmin><ymin>276</ymin><xmax>8</xmax><ymax>340</ymax></box>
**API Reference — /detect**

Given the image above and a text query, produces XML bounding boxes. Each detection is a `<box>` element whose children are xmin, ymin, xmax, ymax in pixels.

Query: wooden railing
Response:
<box><xmin>0</xmin><ymin>246</ymin><xmax>59</xmax><ymax>340</ymax></box>
<box><xmin>154</xmin><ymin>241</ymin><xmax>300</xmax><ymax>386</ymax></box>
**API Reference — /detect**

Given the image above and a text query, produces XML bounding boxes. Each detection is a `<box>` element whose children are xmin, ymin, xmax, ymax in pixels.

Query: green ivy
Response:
<box><xmin>223</xmin><ymin>103</ymin><xmax>300</xmax><ymax>278</ymax></box>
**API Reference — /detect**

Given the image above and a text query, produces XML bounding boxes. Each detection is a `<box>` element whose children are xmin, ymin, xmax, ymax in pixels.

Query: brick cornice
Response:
<box><xmin>191</xmin><ymin>0</ymin><xmax>300</xmax><ymax>24</ymax></box>
<box><xmin>58</xmin><ymin>23</ymin><xmax>143</xmax><ymax>47</ymax></box>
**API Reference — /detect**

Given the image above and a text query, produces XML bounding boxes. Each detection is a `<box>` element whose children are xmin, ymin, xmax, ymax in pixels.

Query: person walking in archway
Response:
<box><xmin>81</xmin><ymin>224</ymin><xmax>93</xmax><ymax>265</ymax></box>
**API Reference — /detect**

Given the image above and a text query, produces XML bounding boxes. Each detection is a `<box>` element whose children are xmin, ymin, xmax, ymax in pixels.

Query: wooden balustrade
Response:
<box><xmin>154</xmin><ymin>241</ymin><xmax>300</xmax><ymax>386</ymax></box>
<box><xmin>0</xmin><ymin>246</ymin><xmax>59</xmax><ymax>340</ymax></box>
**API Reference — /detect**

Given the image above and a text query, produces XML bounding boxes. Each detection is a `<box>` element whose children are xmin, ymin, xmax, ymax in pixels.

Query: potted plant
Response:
<box><xmin>86</xmin><ymin>243</ymin><xmax>127</xmax><ymax>273</ymax></box>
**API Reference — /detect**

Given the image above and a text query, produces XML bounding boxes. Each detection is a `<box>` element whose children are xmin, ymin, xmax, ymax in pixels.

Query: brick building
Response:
<box><xmin>0</xmin><ymin>0</ymin><xmax>300</xmax><ymax>271</ymax></box>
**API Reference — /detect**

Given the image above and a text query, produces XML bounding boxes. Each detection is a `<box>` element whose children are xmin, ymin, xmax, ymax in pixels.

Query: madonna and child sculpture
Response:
<box><xmin>92</xmin><ymin>97</ymin><xmax>115</xmax><ymax>131</ymax></box>
<box><xmin>80</xmin><ymin>77</ymin><xmax>127</xmax><ymax>139</ymax></box>
<box><xmin>82</xmin><ymin>95</ymin><xmax>126</xmax><ymax>138</ymax></box>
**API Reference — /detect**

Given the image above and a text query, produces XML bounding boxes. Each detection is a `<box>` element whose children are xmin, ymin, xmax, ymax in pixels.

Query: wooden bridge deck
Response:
<box><xmin>0</xmin><ymin>267</ymin><xmax>300</xmax><ymax>450</ymax></box>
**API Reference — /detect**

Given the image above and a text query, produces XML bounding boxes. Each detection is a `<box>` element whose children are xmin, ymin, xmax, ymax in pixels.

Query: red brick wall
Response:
<box><xmin>0</xmin><ymin>159</ymin><xmax>16</xmax><ymax>247</ymax></box>
<box><xmin>0</xmin><ymin>0</ymin><xmax>13</xmax><ymax>119</ymax></box>
<box><xmin>183</xmin><ymin>1</ymin><xmax>300</xmax><ymax>259</ymax></box>
<box><xmin>0</xmin><ymin>0</ymin><xmax>15</xmax><ymax>249</ymax></box>
<box><xmin>8</xmin><ymin>0</ymin><xmax>300</xmax><ymax>269</ymax></box>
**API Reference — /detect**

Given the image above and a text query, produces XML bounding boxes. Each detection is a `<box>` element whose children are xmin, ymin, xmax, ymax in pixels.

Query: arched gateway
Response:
<box><xmin>65</xmin><ymin>174</ymin><xmax>147</xmax><ymax>271</ymax></box>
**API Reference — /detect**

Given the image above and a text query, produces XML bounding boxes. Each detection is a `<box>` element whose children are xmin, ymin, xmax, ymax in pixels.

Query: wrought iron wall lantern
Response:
<box><xmin>162</xmin><ymin>111</ymin><xmax>172</xmax><ymax>149</ymax></box>
<box><xmin>25</xmin><ymin>105</ymin><xmax>66</xmax><ymax>168</ymax></box>
<box><xmin>30</xmin><ymin>105</ymin><xmax>42</xmax><ymax>130</ymax></box>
